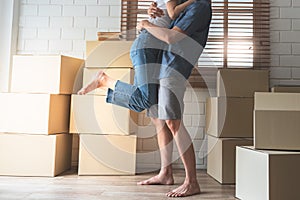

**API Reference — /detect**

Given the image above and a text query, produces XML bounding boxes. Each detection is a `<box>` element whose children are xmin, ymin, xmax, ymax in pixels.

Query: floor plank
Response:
<box><xmin>0</xmin><ymin>169</ymin><xmax>237</xmax><ymax>200</ymax></box>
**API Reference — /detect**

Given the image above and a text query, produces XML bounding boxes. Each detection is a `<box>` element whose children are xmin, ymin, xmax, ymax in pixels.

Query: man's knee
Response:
<box><xmin>151</xmin><ymin>118</ymin><xmax>163</xmax><ymax>126</ymax></box>
<box><xmin>150</xmin><ymin>118</ymin><xmax>167</xmax><ymax>133</ymax></box>
<box><xmin>165</xmin><ymin>119</ymin><xmax>181</xmax><ymax>135</ymax></box>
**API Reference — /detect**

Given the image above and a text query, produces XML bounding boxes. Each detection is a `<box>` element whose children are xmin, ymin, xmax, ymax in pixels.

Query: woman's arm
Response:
<box><xmin>166</xmin><ymin>0</ymin><xmax>196</xmax><ymax>20</ymax></box>
<box><xmin>137</xmin><ymin>0</ymin><xmax>196</xmax><ymax>44</ymax></box>
<box><xmin>147</xmin><ymin>2</ymin><xmax>164</xmax><ymax>18</ymax></box>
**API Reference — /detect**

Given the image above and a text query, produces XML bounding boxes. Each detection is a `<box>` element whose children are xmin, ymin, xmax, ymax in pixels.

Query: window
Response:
<box><xmin>120</xmin><ymin>0</ymin><xmax>270</xmax><ymax>87</ymax></box>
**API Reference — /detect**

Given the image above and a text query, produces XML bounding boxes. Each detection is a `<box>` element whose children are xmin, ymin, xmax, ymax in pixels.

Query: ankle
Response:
<box><xmin>184</xmin><ymin>177</ymin><xmax>198</xmax><ymax>184</ymax></box>
<box><xmin>97</xmin><ymin>73</ymin><xmax>109</xmax><ymax>88</ymax></box>
<box><xmin>159</xmin><ymin>167</ymin><xmax>173</xmax><ymax>177</ymax></box>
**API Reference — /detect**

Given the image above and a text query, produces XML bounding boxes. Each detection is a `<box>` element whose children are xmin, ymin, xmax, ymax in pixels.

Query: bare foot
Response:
<box><xmin>166</xmin><ymin>181</ymin><xmax>201</xmax><ymax>198</ymax></box>
<box><xmin>137</xmin><ymin>174</ymin><xmax>174</xmax><ymax>185</ymax></box>
<box><xmin>78</xmin><ymin>71</ymin><xmax>106</xmax><ymax>95</ymax></box>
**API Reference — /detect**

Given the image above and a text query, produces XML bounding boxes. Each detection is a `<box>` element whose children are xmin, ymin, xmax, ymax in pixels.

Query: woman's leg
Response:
<box><xmin>78</xmin><ymin>33</ymin><xmax>162</xmax><ymax>112</ymax></box>
<box><xmin>77</xmin><ymin>68</ymin><xmax>158</xmax><ymax>113</ymax></box>
<box><xmin>106</xmin><ymin>46</ymin><xmax>161</xmax><ymax>112</ymax></box>
<box><xmin>77</xmin><ymin>70</ymin><xmax>116</xmax><ymax>95</ymax></box>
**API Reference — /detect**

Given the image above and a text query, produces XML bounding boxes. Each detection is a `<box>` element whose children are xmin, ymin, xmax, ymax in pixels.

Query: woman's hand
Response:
<box><xmin>136</xmin><ymin>20</ymin><xmax>150</xmax><ymax>31</ymax></box>
<box><xmin>147</xmin><ymin>2</ymin><xmax>164</xmax><ymax>18</ymax></box>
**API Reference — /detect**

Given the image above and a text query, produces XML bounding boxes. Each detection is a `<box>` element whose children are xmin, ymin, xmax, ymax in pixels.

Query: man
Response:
<box><xmin>78</xmin><ymin>0</ymin><xmax>211</xmax><ymax>197</ymax></box>
<box><xmin>135</xmin><ymin>0</ymin><xmax>212</xmax><ymax>197</ymax></box>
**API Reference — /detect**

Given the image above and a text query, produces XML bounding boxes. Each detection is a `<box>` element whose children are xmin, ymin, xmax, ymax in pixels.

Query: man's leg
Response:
<box><xmin>165</xmin><ymin>119</ymin><xmax>200</xmax><ymax>197</ymax></box>
<box><xmin>155</xmin><ymin>76</ymin><xmax>200</xmax><ymax>197</ymax></box>
<box><xmin>138</xmin><ymin>118</ymin><xmax>174</xmax><ymax>185</ymax></box>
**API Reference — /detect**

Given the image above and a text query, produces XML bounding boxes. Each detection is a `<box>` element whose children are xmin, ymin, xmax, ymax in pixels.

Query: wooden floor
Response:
<box><xmin>0</xmin><ymin>169</ymin><xmax>237</xmax><ymax>200</ymax></box>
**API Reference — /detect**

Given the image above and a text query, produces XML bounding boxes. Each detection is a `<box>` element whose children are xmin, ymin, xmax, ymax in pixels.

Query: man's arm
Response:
<box><xmin>137</xmin><ymin>20</ymin><xmax>186</xmax><ymax>44</ymax></box>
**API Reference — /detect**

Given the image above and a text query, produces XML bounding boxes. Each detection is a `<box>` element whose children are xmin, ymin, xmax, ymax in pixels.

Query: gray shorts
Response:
<box><xmin>147</xmin><ymin>75</ymin><xmax>187</xmax><ymax>120</ymax></box>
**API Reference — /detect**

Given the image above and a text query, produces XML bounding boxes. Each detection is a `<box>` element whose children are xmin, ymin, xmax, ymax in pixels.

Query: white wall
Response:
<box><xmin>0</xmin><ymin>0</ymin><xmax>19</xmax><ymax>92</ymax></box>
<box><xmin>270</xmin><ymin>0</ymin><xmax>300</xmax><ymax>86</ymax></box>
<box><xmin>18</xmin><ymin>0</ymin><xmax>121</xmax><ymax>58</ymax></box>
<box><xmin>18</xmin><ymin>0</ymin><xmax>300</xmax><ymax>82</ymax></box>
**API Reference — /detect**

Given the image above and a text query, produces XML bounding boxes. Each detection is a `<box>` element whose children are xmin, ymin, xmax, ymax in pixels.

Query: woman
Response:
<box><xmin>78</xmin><ymin>0</ymin><xmax>196</xmax><ymax>117</ymax></box>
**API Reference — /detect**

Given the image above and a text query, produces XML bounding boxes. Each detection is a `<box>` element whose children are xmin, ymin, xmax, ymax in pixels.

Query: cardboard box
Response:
<box><xmin>83</xmin><ymin>68</ymin><xmax>133</xmax><ymax>96</ymax></box>
<box><xmin>207</xmin><ymin>135</ymin><xmax>253</xmax><ymax>184</ymax></box>
<box><xmin>254</xmin><ymin>111</ymin><xmax>300</xmax><ymax>150</ymax></box>
<box><xmin>11</xmin><ymin>55</ymin><xmax>83</xmax><ymax>94</ymax></box>
<box><xmin>206</xmin><ymin>97</ymin><xmax>254</xmax><ymax>138</ymax></box>
<box><xmin>217</xmin><ymin>69</ymin><xmax>269</xmax><ymax>97</ymax></box>
<box><xmin>271</xmin><ymin>86</ymin><xmax>300</xmax><ymax>93</ymax></box>
<box><xmin>0</xmin><ymin>93</ymin><xmax>70</xmax><ymax>134</ymax></box>
<box><xmin>78</xmin><ymin>134</ymin><xmax>136</xmax><ymax>175</ymax></box>
<box><xmin>254</xmin><ymin>92</ymin><xmax>300</xmax><ymax>111</ymax></box>
<box><xmin>236</xmin><ymin>146</ymin><xmax>300</xmax><ymax>200</ymax></box>
<box><xmin>0</xmin><ymin>133</ymin><xmax>72</xmax><ymax>177</ymax></box>
<box><xmin>69</xmin><ymin>95</ymin><xmax>138</xmax><ymax>135</ymax></box>
<box><xmin>85</xmin><ymin>41</ymin><xmax>133</xmax><ymax>68</ymax></box>
<box><xmin>136</xmin><ymin>150</ymin><xmax>161</xmax><ymax>174</ymax></box>
<box><xmin>97</xmin><ymin>32</ymin><xmax>120</xmax><ymax>41</ymax></box>
<box><xmin>137</xmin><ymin>135</ymin><xmax>159</xmax><ymax>152</ymax></box>
<box><xmin>71</xmin><ymin>134</ymin><xmax>80</xmax><ymax>167</ymax></box>
<box><xmin>254</xmin><ymin>92</ymin><xmax>300</xmax><ymax>150</ymax></box>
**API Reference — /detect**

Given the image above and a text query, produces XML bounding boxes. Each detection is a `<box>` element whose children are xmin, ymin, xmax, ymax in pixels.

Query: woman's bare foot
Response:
<box><xmin>77</xmin><ymin>71</ymin><xmax>106</xmax><ymax>95</ymax></box>
<box><xmin>166</xmin><ymin>181</ymin><xmax>201</xmax><ymax>198</ymax></box>
<box><xmin>137</xmin><ymin>174</ymin><xmax>174</xmax><ymax>185</ymax></box>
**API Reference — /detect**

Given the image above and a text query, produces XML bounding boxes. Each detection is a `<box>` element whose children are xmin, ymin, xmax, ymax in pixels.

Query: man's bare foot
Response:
<box><xmin>166</xmin><ymin>181</ymin><xmax>201</xmax><ymax>198</ymax></box>
<box><xmin>137</xmin><ymin>174</ymin><xmax>174</xmax><ymax>185</ymax></box>
<box><xmin>78</xmin><ymin>71</ymin><xmax>106</xmax><ymax>95</ymax></box>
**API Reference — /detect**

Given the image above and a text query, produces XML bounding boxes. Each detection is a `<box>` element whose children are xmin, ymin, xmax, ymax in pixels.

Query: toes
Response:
<box><xmin>77</xmin><ymin>89</ymin><xmax>84</xmax><ymax>95</ymax></box>
<box><xmin>137</xmin><ymin>177</ymin><xmax>160</xmax><ymax>185</ymax></box>
<box><xmin>80</xmin><ymin>89</ymin><xmax>87</xmax><ymax>95</ymax></box>
<box><xmin>137</xmin><ymin>179</ymin><xmax>151</xmax><ymax>185</ymax></box>
<box><xmin>137</xmin><ymin>181</ymin><xmax>143</xmax><ymax>185</ymax></box>
<box><xmin>166</xmin><ymin>192</ymin><xmax>181</xmax><ymax>198</ymax></box>
<box><xmin>166</xmin><ymin>192</ymin><xmax>173</xmax><ymax>197</ymax></box>
<box><xmin>96</xmin><ymin>71</ymin><xmax>104</xmax><ymax>78</ymax></box>
<box><xmin>166</xmin><ymin>190</ymin><xmax>177</xmax><ymax>197</ymax></box>
<box><xmin>166</xmin><ymin>184</ymin><xmax>196</xmax><ymax>198</ymax></box>
<box><xmin>138</xmin><ymin>176</ymin><xmax>174</xmax><ymax>186</ymax></box>
<box><xmin>175</xmin><ymin>192</ymin><xmax>185</xmax><ymax>197</ymax></box>
<box><xmin>137</xmin><ymin>180</ymin><xmax>148</xmax><ymax>185</ymax></box>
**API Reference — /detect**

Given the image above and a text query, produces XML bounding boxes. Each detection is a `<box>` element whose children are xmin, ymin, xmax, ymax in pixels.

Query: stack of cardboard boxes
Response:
<box><xmin>236</xmin><ymin>86</ymin><xmax>300</xmax><ymax>200</ymax></box>
<box><xmin>205</xmin><ymin>69</ymin><xmax>269</xmax><ymax>184</ymax></box>
<box><xmin>136</xmin><ymin>122</ymin><xmax>161</xmax><ymax>173</ymax></box>
<box><xmin>0</xmin><ymin>55</ymin><xmax>83</xmax><ymax>177</ymax></box>
<box><xmin>69</xmin><ymin>40</ymin><xmax>139</xmax><ymax>175</ymax></box>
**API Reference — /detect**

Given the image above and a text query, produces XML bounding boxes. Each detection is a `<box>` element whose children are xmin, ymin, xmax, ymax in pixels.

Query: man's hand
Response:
<box><xmin>147</xmin><ymin>2</ymin><xmax>164</xmax><ymax>18</ymax></box>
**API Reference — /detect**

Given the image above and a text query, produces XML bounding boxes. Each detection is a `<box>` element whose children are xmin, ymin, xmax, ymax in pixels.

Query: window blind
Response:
<box><xmin>120</xmin><ymin>0</ymin><xmax>270</xmax><ymax>87</ymax></box>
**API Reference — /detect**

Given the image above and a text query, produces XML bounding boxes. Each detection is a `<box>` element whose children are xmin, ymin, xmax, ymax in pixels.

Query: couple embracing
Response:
<box><xmin>79</xmin><ymin>0</ymin><xmax>212</xmax><ymax>197</ymax></box>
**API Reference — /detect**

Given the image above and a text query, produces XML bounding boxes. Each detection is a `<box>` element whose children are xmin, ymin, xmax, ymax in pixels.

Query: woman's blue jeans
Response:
<box><xmin>106</xmin><ymin>30</ymin><xmax>163</xmax><ymax>116</ymax></box>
